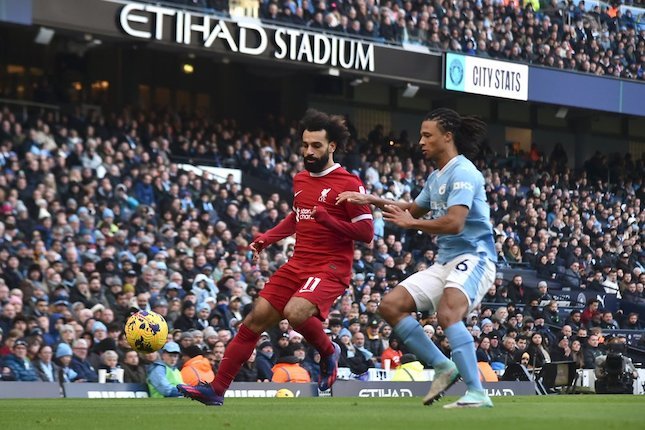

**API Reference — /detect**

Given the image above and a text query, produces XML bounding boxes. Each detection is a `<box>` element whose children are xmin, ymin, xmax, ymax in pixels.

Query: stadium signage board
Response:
<box><xmin>118</xmin><ymin>2</ymin><xmax>374</xmax><ymax>72</ymax></box>
<box><xmin>63</xmin><ymin>382</ymin><xmax>149</xmax><ymax>398</ymax></box>
<box><xmin>445</xmin><ymin>53</ymin><xmax>529</xmax><ymax>101</ymax></box>
<box><xmin>0</xmin><ymin>381</ymin><xmax>61</xmax><ymax>398</ymax></box>
<box><xmin>226</xmin><ymin>382</ymin><xmax>319</xmax><ymax>397</ymax></box>
<box><xmin>528</xmin><ymin>66</ymin><xmax>645</xmax><ymax>116</ymax></box>
<box><xmin>332</xmin><ymin>381</ymin><xmax>536</xmax><ymax>397</ymax></box>
<box><xmin>31</xmin><ymin>0</ymin><xmax>441</xmax><ymax>85</ymax></box>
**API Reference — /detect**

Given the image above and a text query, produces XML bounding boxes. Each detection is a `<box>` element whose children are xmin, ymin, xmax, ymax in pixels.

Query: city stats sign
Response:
<box><xmin>118</xmin><ymin>2</ymin><xmax>374</xmax><ymax>72</ymax></box>
<box><xmin>445</xmin><ymin>53</ymin><xmax>529</xmax><ymax>101</ymax></box>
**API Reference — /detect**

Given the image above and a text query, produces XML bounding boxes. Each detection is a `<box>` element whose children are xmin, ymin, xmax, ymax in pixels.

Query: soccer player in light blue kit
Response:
<box><xmin>337</xmin><ymin>108</ymin><xmax>496</xmax><ymax>408</ymax></box>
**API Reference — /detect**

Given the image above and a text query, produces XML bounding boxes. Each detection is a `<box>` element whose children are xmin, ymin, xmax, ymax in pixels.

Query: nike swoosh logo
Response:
<box><xmin>294</xmin><ymin>190</ymin><xmax>303</xmax><ymax>198</ymax></box>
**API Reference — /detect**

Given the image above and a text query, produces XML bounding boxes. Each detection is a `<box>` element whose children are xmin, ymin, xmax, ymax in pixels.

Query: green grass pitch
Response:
<box><xmin>1</xmin><ymin>396</ymin><xmax>643</xmax><ymax>430</ymax></box>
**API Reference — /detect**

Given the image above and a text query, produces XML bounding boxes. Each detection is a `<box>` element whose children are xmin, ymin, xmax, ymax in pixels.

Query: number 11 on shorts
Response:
<box><xmin>299</xmin><ymin>277</ymin><xmax>321</xmax><ymax>293</ymax></box>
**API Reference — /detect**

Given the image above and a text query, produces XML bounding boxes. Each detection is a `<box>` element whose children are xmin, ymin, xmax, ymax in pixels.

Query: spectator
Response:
<box><xmin>270</xmin><ymin>345</ymin><xmax>311</xmax><ymax>383</ymax></box>
<box><xmin>70</xmin><ymin>339</ymin><xmax>98</xmax><ymax>382</ymax></box>
<box><xmin>53</xmin><ymin>343</ymin><xmax>78</xmax><ymax>382</ymax></box>
<box><xmin>498</xmin><ymin>336</ymin><xmax>518</xmax><ymax>367</ymax></box>
<box><xmin>525</xmin><ymin>332</ymin><xmax>551</xmax><ymax>369</ymax></box>
<box><xmin>98</xmin><ymin>350</ymin><xmax>122</xmax><ymax>383</ymax></box>
<box><xmin>599</xmin><ymin>311</ymin><xmax>620</xmax><ymax>330</ymax></box>
<box><xmin>380</xmin><ymin>335</ymin><xmax>403</xmax><ymax>369</ymax></box>
<box><xmin>255</xmin><ymin>340</ymin><xmax>275</xmax><ymax>381</ymax></box>
<box><xmin>173</xmin><ymin>302</ymin><xmax>199</xmax><ymax>332</ymax></box>
<box><xmin>301</xmin><ymin>346</ymin><xmax>321</xmax><ymax>382</ymax></box>
<box><xmin>561</xmin><ymin>261</ymin><xmax>583</xmax><ymax>288</ymax></box>
<box><xmin>364</xmin><ymin>318</ymin><xmax>384</xmax><ymax>361</ymax></box>
<box><xmin>147</xmin><ymin>342</ymin><xmax>183</xmax><ymax>397</ymax></box>
<box><xmin>181</xmin><ymin>345</ymin><xmax>215</xmax><ymax>386</ymax></box>
<box><xmin>583</xmin><ymin>334</ymin><xmax>604</xmax><ymax>369</ymax></box>
<box><xmin>569</xmin><ymin>339</ymin><xmax>585</xmax><ymax>369</ymax></box>
<box><xmin>33</xmin><ymin>344</ymin><xmax>61</xmax><ymax>382</ymax></box>
<box><xmin>542</xmin><ymin>300</ymin><xmax>562</xmax><ymax>327</ymax></box>
<box><xmin>234</xmin><ymin>348</ymin><xmax>259</xmax><ymax>382</ymax></box>
<box><xmin>3</xmin><ymin>339</ymin><xmax>38</xmax><ymax>381</ymax></box>
<box><xmin>208</xmin><ymin>340</ymin><xmax>226</xmax><ymax>374</ymax></box>
<box><xmin>390</xmin><ymin>353</ymin><xmax>428</xmax><ymax>381</ymax></box>
<box><xmin>122</xmin><ymin>350</ymin><xmax>147</xmax><ymax>384</ymax></box>
<box><xmin>475</xmin><ymin>334</ymin><xmax>492</xmax><ymax>363</ymax></box>
<box><xmin>623</xmin><ymin>312</ymin><xmax>643</xmax><ymax>330</ymax></box>
<box><xmin>581</xmin><ymin>299</ymin><xmax>601</xmax><ymax>327</ymax></box>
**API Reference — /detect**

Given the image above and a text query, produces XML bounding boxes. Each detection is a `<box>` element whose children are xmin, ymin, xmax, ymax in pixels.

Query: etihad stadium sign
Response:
<box><xmin>31</xmin><ymin>0</ymin><xmax>442</xmax><ymax>85</ymax></box>
<box><xmin>118</xmin><ymin>2</ymin><xmax>374</xmax><ymax>72</ymax></box>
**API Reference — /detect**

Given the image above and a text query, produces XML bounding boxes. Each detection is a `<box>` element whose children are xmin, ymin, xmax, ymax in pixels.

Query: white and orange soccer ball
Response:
<box><xmin>124</xmin><ymin>310</ymin><xmax>169</xmax><ymax>353</ymax></box>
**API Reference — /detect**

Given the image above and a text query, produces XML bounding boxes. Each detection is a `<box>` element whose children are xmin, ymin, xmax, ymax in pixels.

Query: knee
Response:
<box><xmin>437</xmin><ymin>313</ymin><xmax>453</xmax><ymax>330</ymax></box>
<box><xmin>378</xmin><ymin>297</ymin><xmax>401</xmax><ymax>325</ymax></box>
<box><xmin>437</xmin><ymin>306</ymin><xmax>463</xmax><ymax>329</ymax></box>
<box><xmin>243</xmin><ymin>312</ymin><xmax>265</xmax><ymax>333</ymax></box>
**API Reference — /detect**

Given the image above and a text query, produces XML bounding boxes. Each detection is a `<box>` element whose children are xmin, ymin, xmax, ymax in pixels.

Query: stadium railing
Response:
<box><xmin>0</xmin><ymin>97</ymin><xmax>61</xmax><ymax>122</ymax></box>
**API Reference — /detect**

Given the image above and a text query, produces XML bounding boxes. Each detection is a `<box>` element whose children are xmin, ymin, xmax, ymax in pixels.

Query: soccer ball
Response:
<box><xmin>124</xmin><ymin>310</ymin><xmax>169</xmax><ymax>353</ymax></box>
<box><xmin>275</xmin><ymin>388</ymin><xmax>294</xmax><ymax>398</ymax></box>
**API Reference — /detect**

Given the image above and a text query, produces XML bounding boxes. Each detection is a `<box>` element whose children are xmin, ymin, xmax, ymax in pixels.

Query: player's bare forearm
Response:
<box><xmin>336</xmin><ymin>191</ymin><xmax>413</xmax><ymax>211</ymax></box>
<box><xmin>383</xmin><ymin>204</ymin><xmax>467</xmax><ymax>235</ymax></box>
<box><xmin>408</xmin><ymin>216</ymin><xmax>464</xmax><ymax>235</ymax></box>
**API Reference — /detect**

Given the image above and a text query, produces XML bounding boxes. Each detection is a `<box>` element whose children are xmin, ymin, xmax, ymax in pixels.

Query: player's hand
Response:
<box><xmin>311</xmin><ymin>205</ymin><xmax>330</xmax><ymax>222</ymax></box>
<box><xmin>382</xmin><ymin>204</ymin><xmax>414</xmax><ymax>228</ymax></box>
<box><xmin>249</xmin><ymin>237</ymin><xmax>266</xmax><ymax>262</ymax></box>
<box><xmin>336</xmin><ymin>191</ymin><xmax>371</xmax><ymax>205</ymax></box>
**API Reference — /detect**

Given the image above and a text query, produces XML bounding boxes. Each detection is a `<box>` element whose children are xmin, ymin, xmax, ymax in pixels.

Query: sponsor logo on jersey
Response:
<box><xmin>294</xmin><ymin>190</ymin><xmax>303</xmax><ymax>198</ymax></box>
<box><xmin>318</xmin><ymin>188</ymin><xmax>332</xmax><ymax>202</ymax></box>
<box><xmin>295</xmin><ymin>207</ymin><xmax>314</xmax><ymax>222</ymax></box>
<box><xmin>453</xmin><ymin>181</ymin><xmax>473</xmax><ymax>191</ymax></box>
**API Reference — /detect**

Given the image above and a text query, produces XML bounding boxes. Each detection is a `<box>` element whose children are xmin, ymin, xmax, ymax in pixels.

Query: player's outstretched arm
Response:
<box><xmin>312</xmin><ymin>205</ymin><xmax>373</xmax><ymax>243</ymax></box>
<box><xmin>250</xmin><ymin>212</ymin><xmax>297</xmax><ymax>255</ymax></box>
<box><xmin>383</xmin><ymin>204</ymin><xmax>468</xmax><ymax>235</ymax></box>
<box><xmin>336</xmin><ymin>191</ymin><xmax>413</xmax><ymax>212</ymax></box>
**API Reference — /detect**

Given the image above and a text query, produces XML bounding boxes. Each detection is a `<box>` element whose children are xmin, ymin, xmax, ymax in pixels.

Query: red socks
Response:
<box><xmin>295</xmin><ymin>317</ymin><xmax>335</xmax><ymax>357</ymax></box>
<box><xmin>211</xmin><ymin>324</ymin><xmax>259</xmax><ymax>395</ymax></box>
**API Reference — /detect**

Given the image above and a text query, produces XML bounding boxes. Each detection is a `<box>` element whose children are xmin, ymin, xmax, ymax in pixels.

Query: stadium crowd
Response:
<box><xmin>157</xmin><ymin>0</ymin><xmax>645</xmax><ymax>80</ymax></box>
<box><xmin>0</xmin><ymin>104</ymin><xmax>642</xmax><ymax>389</ymax></box>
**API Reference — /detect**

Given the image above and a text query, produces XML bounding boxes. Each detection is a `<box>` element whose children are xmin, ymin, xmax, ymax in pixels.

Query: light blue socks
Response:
<box><xmin>445</xmin><ymin>322</ymin><xmax>483</xmax><ymax>391</ymax></box>
<box><xmin>394</xmin><ymin>316</ymin><xmax>450</xmax><ymax>369</ymax></box>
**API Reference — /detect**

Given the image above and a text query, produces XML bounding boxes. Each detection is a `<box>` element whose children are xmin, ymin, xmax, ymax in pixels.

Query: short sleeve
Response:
<box><xmin>344</xmin><ymin>176</ymin><xmax>373</xmax><ymax>223</ymax></box>
<box><xmin>446</xmin><ymin>167</ymin><xmax>477</xmax><ymax>209</ymax></box>
<box><xmin>414</xmin><ymin>177</ymin><xmax>432</xmax><ymax>209</ymax></box>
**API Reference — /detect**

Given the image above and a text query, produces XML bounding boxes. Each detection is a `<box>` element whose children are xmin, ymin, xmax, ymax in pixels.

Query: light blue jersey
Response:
<box><xmin>414</xmin><ymin>155</ymin><xmax>496</xmax><ymax>264</ymax></box>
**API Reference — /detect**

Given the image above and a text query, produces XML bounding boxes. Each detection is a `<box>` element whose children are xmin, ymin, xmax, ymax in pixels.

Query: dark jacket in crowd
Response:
<box><xmin>255</xmin><ymin>350</ymin><xmax>275</xmax><ymax>381</ymax></box>
<box><xmin>123</xmin><ymin>363</ymin><xmax>147</xmax><ymax>384</ymax></box>
<box><xmin>70</xmin><ymin>355</ymin><xmax>99</xmax><ymax>382</ymax></box>
<box><xmin>3</xmin><ymin>354</ymin><xmax>39</xmax><ymax>381</ymax></box>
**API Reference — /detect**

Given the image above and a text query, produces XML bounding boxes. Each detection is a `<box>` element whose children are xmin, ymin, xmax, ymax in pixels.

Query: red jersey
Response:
<box><xmin>288</xmin><ymin>163</ymin><xmax>372</xmax><ymax>282</ymax></box>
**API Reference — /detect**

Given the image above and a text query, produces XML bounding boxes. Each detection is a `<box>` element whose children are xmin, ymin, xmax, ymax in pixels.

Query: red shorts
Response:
<box><xmin>259</xmin><ymin>263</ymin><xmax>347</xmax><ymax>320</ymax></box>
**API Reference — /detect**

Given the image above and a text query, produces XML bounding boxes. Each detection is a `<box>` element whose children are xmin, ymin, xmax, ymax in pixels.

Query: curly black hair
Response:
<box><xmin>298</xmin><ymin>108</ymin><xmax>350</xmax><ymax>151</ymax></box>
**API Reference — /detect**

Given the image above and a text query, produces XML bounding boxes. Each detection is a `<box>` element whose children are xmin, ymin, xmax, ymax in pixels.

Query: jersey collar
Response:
<box><xmin>309</xmin><ymin>163</ymin><xmax>341</xmax><ymax>177</ymax></box>
<box><xmin>436</xmin><ymin>155</ymin><xmax>460</xmax><ymax>177</ymax></box>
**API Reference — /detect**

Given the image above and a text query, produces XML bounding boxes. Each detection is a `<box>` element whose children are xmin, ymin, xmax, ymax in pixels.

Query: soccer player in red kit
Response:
<box><xmin>177</xmin><ymin>109</ymin><xmax>373</xmax><ymax>406</ymax></box>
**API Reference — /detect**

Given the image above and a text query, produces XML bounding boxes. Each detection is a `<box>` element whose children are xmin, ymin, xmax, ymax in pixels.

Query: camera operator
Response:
<box><xmin>594</xmin><ymin>335</ymin><xmax>638</xmax><ymax>394</ymax></box>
